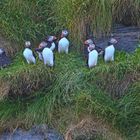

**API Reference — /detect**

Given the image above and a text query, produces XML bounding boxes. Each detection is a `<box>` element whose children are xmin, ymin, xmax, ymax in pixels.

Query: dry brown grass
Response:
<box><xmin>0</xmin><ymin>60</ymin><xmax>54</xmax><ymax>98</ymax></box>
<box><xmin>65</xmin><ymin>117</ymin><xmax>124</xmax><ymax>140</ymax></box>
<box><xmin>0</xmin><ymin>81</ymin><xmax>10</xmax><ymax>100</ymax></box>
<box><xmin>113</xmin><ymin>0</ymin><xmax>140</xmax><ymax>26</ymax></box>
<box><xmin>104</xmin><ymin>72</ymin><xmax>140</xmax><ymax>98</ymax></box>
<box><xmin>0</xmin><ymin>35</ymin><xmax>19</xmax><ymax>57</ymax></box>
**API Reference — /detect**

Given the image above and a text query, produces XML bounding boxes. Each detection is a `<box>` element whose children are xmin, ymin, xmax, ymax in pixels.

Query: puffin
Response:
<box><xmin>23</xmin><ymin>41</ymin><xmax>36</xmax><ymax>64</ymax></box>
<box><xmin>35</xmin><ymin>37</ymin><xmax>55</xmax><ymax>67</ymax></box>
<box><xmin>104</xmin><ymin>38</ymin><xmax>118</xmax><ymax>62</ymax></box>
<box><xmin>45</xmin><ymin>35</ymin><xmax>57</xmax><ymax>51</ymax></box>
<box><xmin>36</xmin><ymin>36</ymin><xmax>56</xmax><ymax>60</ymax></box>
<box><xmin>36</xmin><ymin>41</ymin><xmax>47</xmax><ymax>61</ymax></box>
<box><xmin>84</xmin><ymin>39</ymin><xmax>98</xmax><ymax>68</ymax></box>
<box><xmin>58</xmin><ymin>30</ymin><xmax>69</xmax><ymax>54</ymax></box>
<box><xmin>84</xmin><ymin>38</ymin><xmax>103</xmax><ymax>59</ymax></box>
<box><xmin>42</xmin><ymin>47</ymin><xmax>54</xmax><ymax>67</ymax></box>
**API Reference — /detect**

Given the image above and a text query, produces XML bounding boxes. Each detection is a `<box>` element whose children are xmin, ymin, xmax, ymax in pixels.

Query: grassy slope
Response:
<box><xmin>0</xmin><ymin>0</ymin><xmax>140</xmax><ymax>139</ymax></box>
<box><xmin>0</xmin><ymin>48</ymin><xmax>140</xmax><ymax>139</ymax></box>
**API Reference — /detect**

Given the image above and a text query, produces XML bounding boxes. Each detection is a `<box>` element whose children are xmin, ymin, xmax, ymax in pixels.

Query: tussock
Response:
<box><xmin>0</xmin><ymin>55</ymin><xmax>54</xmax><ymax>98</ymax></box>
<box><xmin>0</xmin><ymin>35</ymin><xmax>18</xmax><ymax>57</ymax></box>
<box><xmin>0</xmin><ymin>81</ymin><xmax>10</xmax><ymax>100</ymax></box>
<box><xmin>113</xmin><ymin>0</ymin><xmax>140</xmax><ymax>26</ymax></box>
<box><xmin>65</xmin><ymin>117</ymin><xmax>124</xmax><ymax>140</ymax></box>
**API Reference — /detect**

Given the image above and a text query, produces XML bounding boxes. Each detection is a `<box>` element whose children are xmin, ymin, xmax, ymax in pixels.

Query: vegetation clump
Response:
<box><xmin>0</xmin><ymin>54</ymin><xmax>54</xmax><ymax>98</ymax></box>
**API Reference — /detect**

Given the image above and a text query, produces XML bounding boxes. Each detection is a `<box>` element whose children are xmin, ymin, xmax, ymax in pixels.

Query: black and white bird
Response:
<box><xmin>58</xmin><ymin>30</ymin><xmax>69</xmax><ymax>54</ymax></box>
<box><xmin>35</xmin><ymin>37</ymin><xmax>55</xmax><ymax>67</ymax></box>
<box><xmin>45</xmin><ymin>36</ymin><xmax>57</xmax><ymax>51</ymax></box>
<box><xmin>84</xmin><ymin>39</ymin><xmax>98</xmax><ymax>68</ymax></box>
<box><xmin>23</xmin><ymin>41</ymin><xmax>36</xmax><ymax>64</ymax></box>
<box><xmin>42</xmin><ymin>47</ymin><xmax>54</xmax><ymax>66</ymax></box>
<box><xmin>104</xmin><ymin>38</ymin><xmax>118</xmax><ymax>62</ymax></box>
<box><xmin>36</xmin><ymin>41</ymin><xmax>47</xmax><ymax>61</ymax></box>
<box><xmin>84</xmin><ymin>38</ymin><xmax>104</xmax><ymax>58</ymax></box>
<box><xmin>36</xmin><ymin>36</ymin><xmax>56</xmax><ymax>61</ymax></box>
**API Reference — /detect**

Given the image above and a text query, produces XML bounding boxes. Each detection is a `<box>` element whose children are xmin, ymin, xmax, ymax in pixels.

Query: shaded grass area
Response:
<box><xmin>0</xmin><ymin>48</ymin><xmax>140</xmax><ymax>139</ymax></box>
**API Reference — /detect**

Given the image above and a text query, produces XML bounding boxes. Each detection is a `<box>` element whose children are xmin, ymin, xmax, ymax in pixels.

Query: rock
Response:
<box><xmin>0</xmin><ymin>125</ymin><xmax>64</xmax><ymax>140</ymax></box>
<box><xmin>84</xmin><ymin>24</ymin><xmax>140</xmax><ymax>59</ymax></box>
<box><xmin>0</xmin><ymin>48</ymin><xmax>11</xmax><ymax>68</ymax></box>
<box><xmin>95</xmin><ymin>24</ymin><xmax>140</xmax><ymax>53</ymax></box>
<box><xmin>30</xmin><ymin>125</ymin><xmax>64</xmax><ymax>140</ymax></box>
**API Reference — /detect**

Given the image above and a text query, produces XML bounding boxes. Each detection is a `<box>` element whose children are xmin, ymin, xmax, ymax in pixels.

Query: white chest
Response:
<box><xmin>88</xmin><ymin>50</ymin><xmax>98</xmax><ymax>67</ymax></box>
<box><xmin>23</xmin><ymin>48</ymin><xmax>33</xmax><ymax>56</ymax></box>
<box><xmin>59</xmin><ymin>38</ymin><xmax>69</xmax><ymax>46</ymax></box>
<box><xmin>104</xmin><ymin>45</ymin><xmax>115</xmax><ymax>62</ymax></box>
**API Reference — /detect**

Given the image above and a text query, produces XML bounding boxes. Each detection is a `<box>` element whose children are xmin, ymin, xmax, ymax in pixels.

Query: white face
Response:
<box><xmin>87</xmin><ymin>44</ymin><xmax>95</xmax><ymax>53</ymax></box>
<box><xmin>40</xmin><ymin>41</ymin><xmax>47</xmax><ymax>47</ymax></box>
<box><xmin>89</xmin><ymin>44</ymin><xmax>95</xmax><ymax>50</ymax></box>
<box><xmin>84</xmin><ymin>39</ymin><xmax>93</xmax><ymax>45</ymax></box>
<box><xmin>110</xmin><ymin>38</ymin><xmax>118</xmax><ymax>44</ymax></box>
<box><xmin>48</xmin><ymin>36</ymin><xmax>54</xmax><ymax>42</ymax></box>
<box><xmin>25</xmin><ymin>41</ymin><xmax>31</xmax><ymax>47</ymax></box>
<box><xmin>62</xmin><ymin>30</ymin><xmax>68</xmax><ymax>37</ymax></box>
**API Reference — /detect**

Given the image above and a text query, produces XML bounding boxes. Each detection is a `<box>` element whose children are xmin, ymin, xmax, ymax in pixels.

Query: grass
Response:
<box><xmin>0</xmin><ymin>0</ymin><xmax>56</xmax><ymax>49</ymax></box>
<box><xmin>0</xmin><ymin>0</ymin><xmax>140</xmax><ymax>139</ymax></box>
<box><xmin>0</xmin><ymin>53</ymin><xmax>54</xmax><ymax>98</ymax></box>
<box><xmin>0</xmin><ymin>48</ymin><xmax>139</xmax><ymax>139</ymax></box>
<box><xmin>1</xmin><ymin>0</ymin><xmax>140</xmax><ymax>53</ymax></box>
<box><xmin>113</xmin><ymin>0</ymin><xmax>140</xmax><ymax>26</ymax></box>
